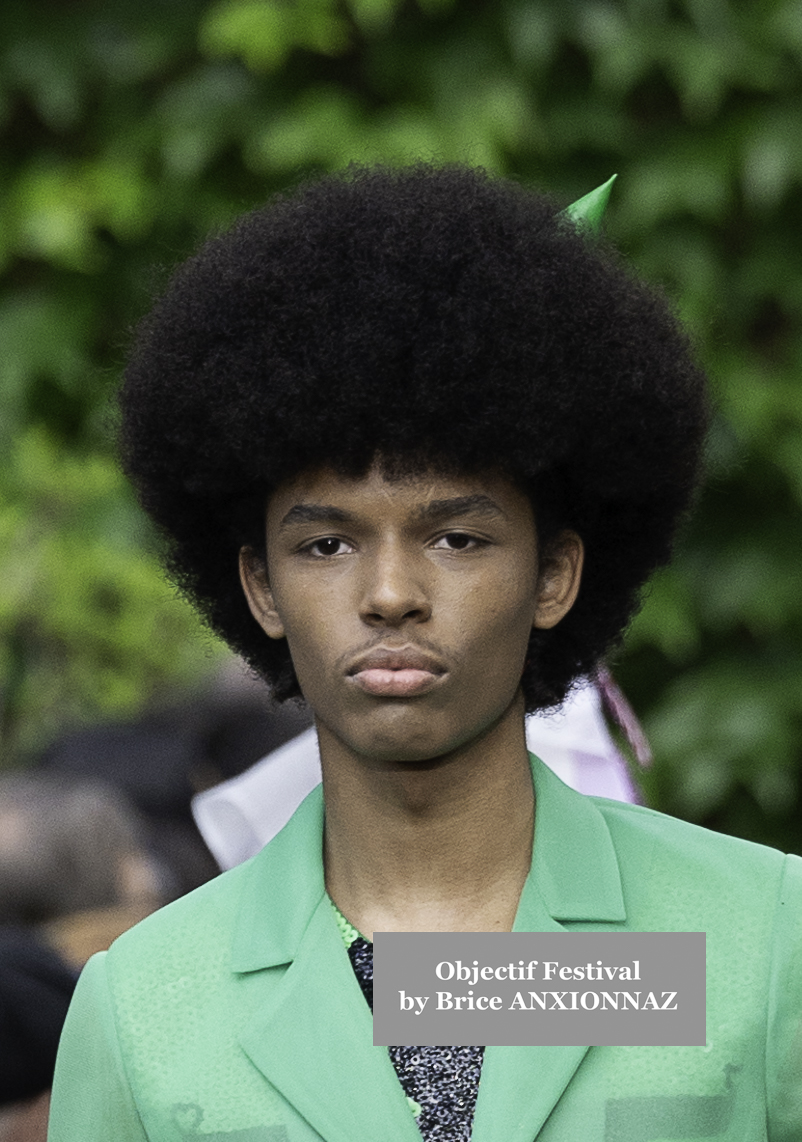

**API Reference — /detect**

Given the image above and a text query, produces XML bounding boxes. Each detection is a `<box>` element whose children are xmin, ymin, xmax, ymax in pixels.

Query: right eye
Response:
<box><xmin>302</xmin><ymin>537</ymin><xmax>354</xmax><ymax>557</ymax></box>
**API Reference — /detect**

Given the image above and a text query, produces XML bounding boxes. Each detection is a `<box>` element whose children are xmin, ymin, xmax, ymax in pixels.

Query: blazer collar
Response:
<box><xmin>232</xmin><ymin>751</ymin><xmax>626</xmax><ymax>974</ymax></box>
<box><xmin>231</xmin><ymin>782</ymin><xmax>326</xmax><ymax>973</ymax></box>
<box><xmin>524</xmin><ymin>751</ymin><xmax>626</xmax><ymax>925</ymax></box>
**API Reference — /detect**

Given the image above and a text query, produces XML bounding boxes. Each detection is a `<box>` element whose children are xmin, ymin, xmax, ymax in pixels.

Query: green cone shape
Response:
<box><xmin>562</xmin><ymin>174</ymin><xmax>617</xmax><ymax>234</ymax></box>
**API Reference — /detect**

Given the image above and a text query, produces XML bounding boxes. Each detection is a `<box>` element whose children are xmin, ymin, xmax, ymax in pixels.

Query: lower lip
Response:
<box><xmin>351</xmin><ymin>668</ymin><xmax>443</xmax><ymax>697</ymax></box>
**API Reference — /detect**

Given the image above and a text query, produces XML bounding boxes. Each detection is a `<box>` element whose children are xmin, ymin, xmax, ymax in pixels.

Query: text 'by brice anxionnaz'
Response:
<box><xmin>372</xmin><ymin>932</ymin><xmax>706</xmax><ymax>1047</ymax></box>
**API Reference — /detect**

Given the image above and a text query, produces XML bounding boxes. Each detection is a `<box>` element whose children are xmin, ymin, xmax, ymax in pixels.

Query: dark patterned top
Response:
<box><xmin>333</xmin><ymin>902</ymin><xmax>485</xmax><ymax>1142</ymax></box>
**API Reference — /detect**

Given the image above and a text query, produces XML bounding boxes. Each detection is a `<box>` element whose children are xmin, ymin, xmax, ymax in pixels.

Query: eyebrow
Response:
<box><xmin>279</xmin><ymin>494</ymin><xmax>506</xmax><ymax>529</ymax></box>
<box><xmin>414</xmin><ymin>495</ymin><xmax>507</xmax><ymax>522</ymax></box>
<box><xmin>280</xmin><ymin>504</ymin><xmax>354</xmax><ymax>528</ymax></box>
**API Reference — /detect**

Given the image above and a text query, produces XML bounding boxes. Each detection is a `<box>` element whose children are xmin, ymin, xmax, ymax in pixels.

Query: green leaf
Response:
<box><xmin>345</xmin><ymin>0</ymin><xmax>402</xmax><ymax>35</ymax></box>
<box><xmin>200</xmin><ymin>0</ymin><xmax>350</xmax><ymax>72</ymax></box>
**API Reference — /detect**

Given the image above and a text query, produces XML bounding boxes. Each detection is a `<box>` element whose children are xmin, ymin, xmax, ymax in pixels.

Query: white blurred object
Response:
<box><xmin>525</xmin><ymin>681</ymin><xmax>640</xmax><ymax>802</ymax></box>
<box><xmin>193</xmin><ymin>679</ymin><xmax>643</xmax><ymax>871</ymax></box>
<box><xmin>193</xmin><ymin>729</ymin><xmax>321</xmax><ymax>871</ymax></box>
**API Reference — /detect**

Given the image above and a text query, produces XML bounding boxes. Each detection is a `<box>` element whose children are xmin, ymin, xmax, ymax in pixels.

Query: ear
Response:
<box><xmin>238</xmin><ymin>547</ymin><xmax>286</xmax><ymax>640</ymax></box>
<box><xmin>533</xmin><ymin>530</ymin><xmax>584</xmax><ymax>631</ymax></box>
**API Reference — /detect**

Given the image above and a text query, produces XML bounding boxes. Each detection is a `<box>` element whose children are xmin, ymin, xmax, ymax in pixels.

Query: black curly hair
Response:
<box><xmin>119</xmin><ymin>163</ymin><xmax>709</xmax><ymax>711</ymax></box>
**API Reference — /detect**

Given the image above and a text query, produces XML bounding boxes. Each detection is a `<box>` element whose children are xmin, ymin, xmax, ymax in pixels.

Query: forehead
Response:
<box><xmin>266</xmin><ymin>464</ymin><xmax>536</xmax><ymax>532</ymax></box>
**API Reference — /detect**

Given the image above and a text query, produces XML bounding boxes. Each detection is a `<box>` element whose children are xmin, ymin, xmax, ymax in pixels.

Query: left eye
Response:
<box><xmin>432</xmin><ymin>533</ymin><xmax>480</xmax><ymax>551</ymax></box>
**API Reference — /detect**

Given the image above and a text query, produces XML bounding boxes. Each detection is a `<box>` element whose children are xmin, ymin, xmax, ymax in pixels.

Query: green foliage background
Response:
<box><xmin>2</xmin><ymin>0</ymin><xmax>802</xmax><ymax>853</ymax></box>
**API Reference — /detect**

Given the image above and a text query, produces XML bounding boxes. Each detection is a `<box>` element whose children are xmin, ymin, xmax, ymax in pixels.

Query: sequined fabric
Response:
<box><xmin>347</xmin><ymin>935</ymin><xmax>484</xmax><ymax>1142</ymax></box>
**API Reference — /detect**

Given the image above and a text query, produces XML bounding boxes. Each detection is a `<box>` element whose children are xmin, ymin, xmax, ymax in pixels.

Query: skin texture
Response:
<box><xmin>240</xmin><ymin>465</ymin><xmax>583</xmax><ymax>938</ymax></box>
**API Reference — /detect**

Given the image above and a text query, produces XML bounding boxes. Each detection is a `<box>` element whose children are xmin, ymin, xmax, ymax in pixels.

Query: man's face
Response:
<box><xmin>240</xmin><ymin>465</ymin><xmax>582</xmax><ymax>766</ymax></box>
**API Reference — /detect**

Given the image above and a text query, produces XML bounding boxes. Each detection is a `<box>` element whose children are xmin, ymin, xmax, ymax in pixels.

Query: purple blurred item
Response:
<box><xmin>524</xmin><ymin>678</ymin><xmax>644</xmax><ymax>803</ymax></box>
<box><xmin>596</xmin><ymin>665</ymin><xmax>653</xmax><ymax>767</ymax></box>
<box><xmin>192</xmin><ymin>675</ymin><xmax>648</xmax><ymax>871</ymax></box>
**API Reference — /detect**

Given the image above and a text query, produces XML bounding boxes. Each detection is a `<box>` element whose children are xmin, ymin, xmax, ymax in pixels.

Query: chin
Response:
<box><xmin>351</xmin><ymin>735</ymin><xmax>451</xmax><ymax>767</ymax></box>
<box><xmin>348</xmin><ymin>718</ymin><xmax>489</xmax><ymax>768</ymax></box>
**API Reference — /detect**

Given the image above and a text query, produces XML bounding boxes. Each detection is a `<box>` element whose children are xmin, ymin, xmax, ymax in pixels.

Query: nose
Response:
<box><xmin>359</xmin><ymin>544</ymin><xmax>432</xmax><ymax>627</ymax></box>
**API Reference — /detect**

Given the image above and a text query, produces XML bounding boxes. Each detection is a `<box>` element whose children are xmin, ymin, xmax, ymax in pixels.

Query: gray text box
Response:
<box><xmin>373</xmin><ymin>932</ymin><xmax>705</xmax><ymax>1046</ymax></box>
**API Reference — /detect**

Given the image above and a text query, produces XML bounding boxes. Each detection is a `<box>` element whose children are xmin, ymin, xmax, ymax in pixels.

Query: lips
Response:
<box><xmin>347</xmin><ymin>646</ymin><xmax>447</xmax><ymax>698</ymax></box>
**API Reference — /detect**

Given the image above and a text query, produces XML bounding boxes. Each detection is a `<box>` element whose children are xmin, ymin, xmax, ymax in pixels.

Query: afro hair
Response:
<box><xmin>119</xmin><ymin>163</ymin><xmax>709</xmax><ymax>711</ymax></box>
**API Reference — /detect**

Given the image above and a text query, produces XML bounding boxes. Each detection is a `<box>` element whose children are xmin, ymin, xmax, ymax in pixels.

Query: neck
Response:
<box><xmin>320</xmin><ymin>692</ymin><xmax>534</xmax><ymax>941</ymax></box>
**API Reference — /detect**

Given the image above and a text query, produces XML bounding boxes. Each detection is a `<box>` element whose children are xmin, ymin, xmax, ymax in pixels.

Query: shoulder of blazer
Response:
<box><xmin>587</xmin><ymin>789</ymin><xmax>793</xmax><ymax>936</ymax></box>
<box><xmin>104</xmin><ymin>780</ymin><xmax>326</xmax><ymax>984</ymax></box>
<box><xmin>592</xmin><ymin>790</ymin><xmax>789</xmax><ymax>877</ymax></box>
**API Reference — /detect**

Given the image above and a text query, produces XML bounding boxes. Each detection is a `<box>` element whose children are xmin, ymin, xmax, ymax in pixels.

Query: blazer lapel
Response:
<box><xmin>232</xmin><ymin>786</ymin><xmax>421</xmax><ymax>1142</ymax></box>
<box><xmin>230</xmin><ymin>755</ymin><xmax>627</xmax><ymax>1142</ymax></box>
<box><xmin>239</xmin><ymin>897</ymin><xmax>420</xmax><ymax>1142</ymax></box>
<box><xmin>472</xmin><ymin>755</ymin><xmax>628</xmax><ymax>1142</ymax></box>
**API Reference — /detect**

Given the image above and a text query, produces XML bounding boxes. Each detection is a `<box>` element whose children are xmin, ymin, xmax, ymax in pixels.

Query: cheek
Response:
<box><xmin>474</xmin><ymin>563</ymin><xmax>539</xmax><ymax>632</ymax></box>
<box><xmin>456</xmin><ymin>572</ymin><xmax>539</xmax><ymax>670</ymax></box>
<box><xmin>269</xmin><ymin>578</ymin><xmax>350</xmax><ymax>676</ymax></box>
<box><xmin>276</xmin><ymin>603</ymin><xmax>327</xmax><ymax>665</ymax></box>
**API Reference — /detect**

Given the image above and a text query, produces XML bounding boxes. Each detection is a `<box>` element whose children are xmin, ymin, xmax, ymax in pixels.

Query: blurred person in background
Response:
<box><xmin>0</xmin><ymin>928</ymin><xmax>76</xmax><ymax>1142</ymax></box>
<box><xmin>0</xmin><ymin>774</ymin><xmax>162</xmax><ymax>966</ymax></box>
<box><xmin>37</xmin><ymin>666</ymin><xmax>313</xmax><ymax>892</ymax></box>
<box><xmin>0</xmin><ymin>777</ymin><xmax>162</xmax><ymax>1142</ymax></box>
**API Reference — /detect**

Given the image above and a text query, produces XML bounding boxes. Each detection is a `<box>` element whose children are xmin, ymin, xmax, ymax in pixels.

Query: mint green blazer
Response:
<box><xmin>49</xmin><ymin>756</ymin><xmax>802</xmax><ymax>1142</ymax></box>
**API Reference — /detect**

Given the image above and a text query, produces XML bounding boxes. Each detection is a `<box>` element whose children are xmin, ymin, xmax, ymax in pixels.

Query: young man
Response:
<box><xmin>49</xmin><ymin>165</ymin><xmax>802</xmax><ymax>1142</ymax></box>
